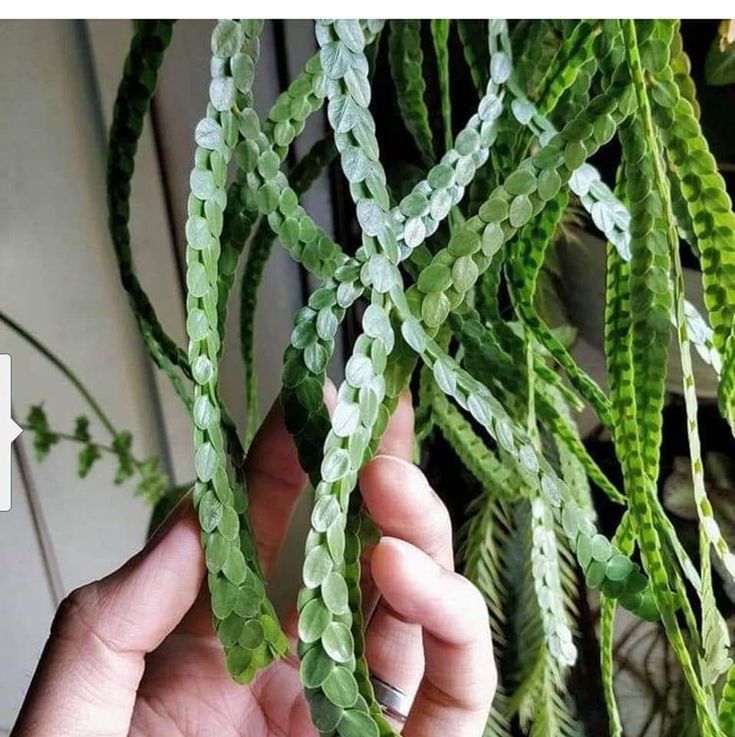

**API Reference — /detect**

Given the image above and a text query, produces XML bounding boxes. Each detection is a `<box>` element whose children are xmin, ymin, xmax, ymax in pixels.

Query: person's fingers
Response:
<box><xmin>13</xmin><ymin>497</ymin><xmax>204</xmax><ymax>737</ymax></box>
<box><xmin>371</xmin><ymin>537</ymin><xmax>496</xmax><ymax>737</ymax></box>
<box><xmin>361</xmin><ymin>456</ymin><xmax>454</xmax><ymax>721</ymax></box>
<box><xmin>246</xmin><ymin>384</ymin><xmax>337</xmax><ymax>577</ymax></box>
<box><xmin>361</xmin><ymin>456</ymin><xmax>453</xmax><ymax>568</ymax></box>
<box><xmin>358</xmin><ymin>391</ymin><xmax>426</xmax><ymax>724</ymax></box>
<box><xmin>376</xmin><ymin>387</ymin><xmax>414</xmax><ymax>460</ymax></box>
<box><xmin>360</xmin><ymin>389</ymin><xmax>415</xmax><ymax>609</ymax></box>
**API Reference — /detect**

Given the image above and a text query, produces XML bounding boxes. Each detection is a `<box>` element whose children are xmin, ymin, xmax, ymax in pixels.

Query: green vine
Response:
<box><xmin>90</xmin><ymin>18</ymin><xmax>735</xmax><ymax>737</ymax></box>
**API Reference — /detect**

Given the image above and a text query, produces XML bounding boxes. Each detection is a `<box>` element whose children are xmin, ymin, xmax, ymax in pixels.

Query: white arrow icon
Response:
<box><xmin>1</xmin><ymin>354</ymin><xmax>23</xmax><ymax>511</ymax></box>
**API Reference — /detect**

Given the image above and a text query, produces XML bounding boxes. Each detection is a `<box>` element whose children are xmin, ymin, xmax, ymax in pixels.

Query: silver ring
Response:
<box><xmin>370</xmin><ymin>675</ymin><xmax>412</xmax><ymax>721</ymax></box>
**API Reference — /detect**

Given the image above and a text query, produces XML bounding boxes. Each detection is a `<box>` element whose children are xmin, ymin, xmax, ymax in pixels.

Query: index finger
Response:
<box><xmin>371</xmin><ymin>536</ymin><xmax>496</xmax><ymax>737</ymax></box>
<box><xmin>375</xmin><ymin>388</ymin><xmax>414</xmax><ymax>461</ymax></box>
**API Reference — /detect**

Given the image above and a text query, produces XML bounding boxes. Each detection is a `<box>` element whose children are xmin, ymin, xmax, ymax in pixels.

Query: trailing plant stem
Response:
<box><xmin>622</xmin><ymin>19</ymin><xmax>722</xmax><ymax>730</ymax></box>
<box><xmin>0</xmin><ymin>308</ymin><xmax>116</xmax><ymax>437</ymax></box>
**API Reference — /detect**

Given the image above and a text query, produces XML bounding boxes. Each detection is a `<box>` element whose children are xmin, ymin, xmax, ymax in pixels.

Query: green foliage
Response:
<box><xmin>0</xmin><ymin>301</ymin><xmax>172</xmax><ymax>505</ymax></box>
<box><xmin>431</xmin><ymin>19</ymin><xmax>453</xmax><ymax>150</ymax></box>
<box><xmin>536</xmin><ymin>21</ymin><xmax>600</xmax><ymax>116</ymax></box>
<box><xmin>719</xmin><ymin>663</ymin><xmax>735</xmax><ymax>734</ymax></box>
<box><xmin>434</xmin><ymin>389</ymin><xmax>522</xmax><ymax>503</ymax></box>
<box><xmin>184</xmin><ymin>20</ymin><xmax>290</xmax><ymax>682</ymax></box>
<box><xmin>22</xmin><ymin>403</ymin><xmax>168</xmax><ymax>501</ymax></box>
<box><xmin>102</xmin><ymin>17</ymin><xmax>735</xmax><ymax>737</ymax></box>
<box><xmin>240</xmin><ymin>136</ymin><xmax>338</xmax><ymax>444</ymax></box>
<box><xmin>506</xmin><ymin>500</ymin><xmax>583</xmax><ymax>737</ymax></box>
<box><xmin>25</xmin><ymin>405</ymin><xmax>58</xmax><ymax>461</ymax></box>
<box><xmin>506</xmin><ymin>189</ymin><xmax>613</xmax><ymax>427</ymax></box>
<box><xmin>645</xmin><ymin>27</ymin><xmax>735</xmax><ymax>432</ymax></box>
<box><xmin>599</xmin><ymin>512</ymin><xmax>635</xmax><ymax>737</ymax></box>
<box><xmin>457</xmin><ymin>20</ymin><xmax>490</xmax><ymax>94</ymax></box>
<box><xmin>106</xmin><ymin>20</ymin><xmax>192</xmax><ymax>402</ymax></box>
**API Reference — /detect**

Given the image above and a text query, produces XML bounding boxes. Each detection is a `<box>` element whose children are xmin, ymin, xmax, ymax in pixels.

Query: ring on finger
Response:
<box><xmin>370</xmin><ymin>674</ymin><xmax>412</xmax><ymax>722</ymax></box>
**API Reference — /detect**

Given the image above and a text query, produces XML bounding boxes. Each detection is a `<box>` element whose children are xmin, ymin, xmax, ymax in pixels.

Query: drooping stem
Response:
<box><xmin>0</xmin><ymin>308</ymin><xmax>117</xmax><ymax>437</ymax></box>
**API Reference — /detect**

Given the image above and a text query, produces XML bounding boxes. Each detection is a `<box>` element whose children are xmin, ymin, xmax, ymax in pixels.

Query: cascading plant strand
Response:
<box><xmin>107</xmin><ymin>18</ymin><xmax>735</xmax><ymax>737</ymax></box>
<box><xmin>185</xmin><ymin>20</ymin><xmax>289</xmax><ymax>684</ymax></box>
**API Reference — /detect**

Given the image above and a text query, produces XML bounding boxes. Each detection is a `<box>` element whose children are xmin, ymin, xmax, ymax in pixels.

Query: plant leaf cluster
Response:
<box><xmin>104</xmin><ymin>19</ymin><xmax>735</xmax><ymax>736</ymax></box>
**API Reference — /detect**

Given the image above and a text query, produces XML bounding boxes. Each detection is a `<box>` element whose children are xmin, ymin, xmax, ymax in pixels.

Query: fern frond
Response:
<box><xmin>460</xmin><ymin>318</ymin><xmax>624</xmax><ymax>505</ymax></box>
<box><xmin>434</xmin><ymin>389</ymin><xmax>524</xmax><ymax>505</ymax></box>
<box><xmin>507</xmin><ymin>502</ymin><xmax>583</xmax><ymax>737</ymax></box>
<box><xmin>529</xmin><ymin>495</ymin><xmax>577</xmax><ymax>667</ymax></box>
<box><xmin>460</xmin><ymin>475</ymin><xmax>513</xmax><ymax>646</ymax></box>
<box><xmin>484</xmin><ymin>693</ymin><xmax>514</xmax><ymax>737</ymax></box>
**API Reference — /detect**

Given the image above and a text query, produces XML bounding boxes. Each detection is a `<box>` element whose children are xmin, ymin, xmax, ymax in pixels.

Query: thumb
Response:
<box><xmin>13</xmin><ymin>494</ymin><xmax>204</xmax><ymax>737</ymax></box>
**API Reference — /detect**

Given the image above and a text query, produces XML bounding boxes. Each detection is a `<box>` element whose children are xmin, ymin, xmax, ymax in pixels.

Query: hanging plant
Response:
<box><xmin>103</xmin><ymin>18</ymin><xmax>735</xmax><ymax>737</ymax></box>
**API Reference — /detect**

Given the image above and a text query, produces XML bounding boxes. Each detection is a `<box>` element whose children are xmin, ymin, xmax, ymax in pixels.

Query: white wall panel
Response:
<box><xmin>0</xmin><ymin>19</ymin><xmax>176</xmax><ymax>726</ymax></box>
<box><xmin>0</xmin><ymin>461</ymin><xmax>56</xmax><ymax>728</ymax></box>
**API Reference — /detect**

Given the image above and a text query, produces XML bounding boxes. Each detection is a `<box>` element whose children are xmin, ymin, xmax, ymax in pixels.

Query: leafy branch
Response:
<box><xmin>0</xmin><ymin>308</ymin><xmax>170</xmax><ymax>503</ymax></box>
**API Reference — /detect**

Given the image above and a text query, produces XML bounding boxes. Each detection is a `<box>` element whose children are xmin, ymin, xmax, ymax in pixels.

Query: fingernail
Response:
<box><xmin>378</xmin><ymin>536</ymin><xmax>440</xmax><ymax>578</ymax></box>
<box><xmin>145</xmin><ymin>489</ymin><xmax>193</xmax><ymax>549</ymax></box>
<box><xmin>372</xmin><ymin>454</ymin><xmax>430</xmax><ymax>491</ymax></box>
<box><xmin>377</xmin><ymin>536</ymin><xmax>427</xmax><ymax>574</ymax></box>
<box><xmin>378</xmin><ymin>535</ymin><xmax>406</xmax><ymax>554</ymax></box>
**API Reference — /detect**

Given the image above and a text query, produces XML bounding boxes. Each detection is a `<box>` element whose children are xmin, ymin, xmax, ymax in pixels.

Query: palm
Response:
<box><xmin>131</xmin><ymin>593</ymin><xmax>314</xmax><ymax>737</ymax></box>
<box><xmin>134</xmin><ymin>648</ymin><xmax>312</xmax><ymax>737</ymax></box>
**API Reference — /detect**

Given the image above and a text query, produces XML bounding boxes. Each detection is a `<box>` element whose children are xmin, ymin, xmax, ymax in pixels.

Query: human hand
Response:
<box><xmin>12</xmin><ymin>391</ymin><xmax>495</xmax><ymax>737</ymax></box>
